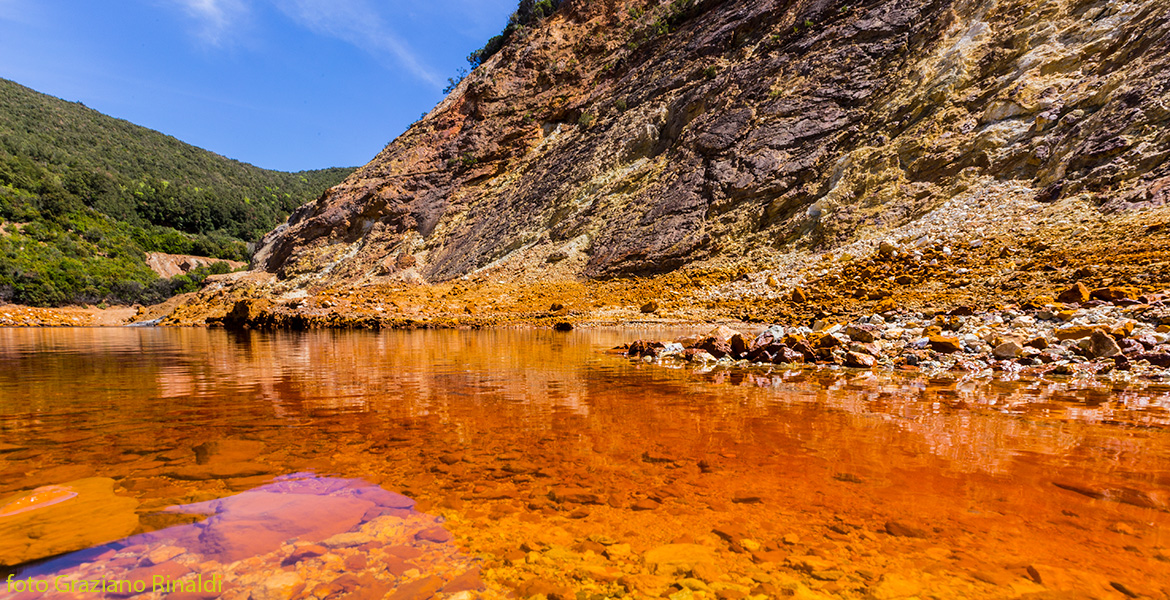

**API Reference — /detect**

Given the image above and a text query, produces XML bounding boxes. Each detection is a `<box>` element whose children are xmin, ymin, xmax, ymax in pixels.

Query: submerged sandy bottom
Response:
<box><xmin>0</xmin><ymin>328</ymin><xmax>1168</xmax><ymax>599</ymax></box>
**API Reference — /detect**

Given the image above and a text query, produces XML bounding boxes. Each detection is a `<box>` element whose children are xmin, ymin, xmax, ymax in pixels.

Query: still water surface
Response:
<box><xmin>0</xmin><ymin>328</ymin><xmax>1168</xmax><ymax>599</ymax></box>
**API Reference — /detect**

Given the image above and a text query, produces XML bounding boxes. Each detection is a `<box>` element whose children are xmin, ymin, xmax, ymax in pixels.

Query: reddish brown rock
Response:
<box><xmin>283</xmin><ymin>544</ymin><xmax>328</xmax><ymax>564</ymax></box>
<box><xmin>1057</xmin><ymin>282</ymin><xmax>1091</xmax><ymax>304</ymax></box>
<box><xmin>441</xmin><ymin>569</ymin><xmax>485</xmax><ymax>594</ymax></box>
<box><xmin>388</xmin><ymin>575</ymin><xmax>444</xmax><ymax>600</ymax></box>
<box><xmin>516</xmin><ymin>578</ymin><xmax>573</xmax><ymax>600</ymax></box>
<box><xmin>928</xmin><ymin>336</ymin><xmax>963</xmax><ymax>353</ymax></box>
<box><xmin>1091</xmin><ymin>286</ymin><xmax>1140</xmax><ymax>302</ymax></box>
<box><xmin>844</xmin><ymin>351</ymin><xmax>876</xmax><ymax>368</ymax></box>
<box><xmin>631</xmin><ymin>498</ymin><xmax>661</xmax><ymax>511</ymax></box>
<box><xmin>885</xmin><ymin>521</ymin><xmax>928</xmax><ymax>538</ymax></box>
<box><xmin>844</xmin><ymin>324</ymin><xmax>878</xmax><ymax>343</ymax></box>
<box><xmin>1090</xmin><ymin>330</ymin><xmax>1122</xmax><ymax>358</ymax></box>
<box><xmin>1055</xmin><ymin>326</ymin><xmax>1098</xmax><ymax>341</ymax></box>
<box><xmin>549</xmin><ymin>487</ymin><xmax>603</xmax><ymax>505</ymax></box>
<box><xmin>697</xmin><ymin>337</ymin><xmax>733</xmax><ymax>359</ymax></box>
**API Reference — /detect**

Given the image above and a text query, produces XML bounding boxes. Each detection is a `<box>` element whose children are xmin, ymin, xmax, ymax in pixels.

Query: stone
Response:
<box><xmin>113</xmin><ymin>561</ymin><xmax>192</xmax><ymax>597</ymax></box>
<box><xmin>844</xmin><ymin>351</ymin><xmax>875</xmax><ymax>368</ymax></box>
<box><xmin>641</xmin><ymin>300</ymin><xmax>660</xmax><ymax>314</ymax></box>
<box><xmin>1055</xmin><ymin>326</ymin><xmax>1097</xmax><ymax>341</ymax></box>
<box><xmin>993</xmin><ymin>341</ymin><xmax>1023</xmax><ymax>359</ymax></box>
<box><xmin>167</xmin><ymin>487</ymin><xmax>374</xmax><ymax>562</ymax></box>
<box><xmin>0</xmin><ymin>477</ymin><xmax>139</xmax><ymax>566</ymax></box>
<box><xmin>192</xmin><ymin>439</ymin><xmax>265</xmax><ymax>465</ymax></box>
<box><xmin>706</xmin><ymin>325</ymin><xmax>744</xmax><ymax>344</ymax></box>
<box><xmin>1056</xmin><ymin>282</ymin><xmax>1091</xmax><ymax>304</ymax></box>
<box><xmin>1091</xmin><ymin>286</ymin><xmax>1139</xmax><ymax>302</ymax></box>
<box><xmin>927</xmin><ymin>335</ymin><xmax>962</xmax><ymax>353</ymax></box>
<box><xmin>1090</xmin><ymin>329</ymin><xmax>1122</xmax><ymax>358</ymax></box>
<box><xmin>732</xmin><ymin>491</ymin><xmax>763</xmax><ymax>504</ymax></box>
<box><xmin>816</xmin><ymin>332</ymin><xmax>845</xmax><ymax>349</ymax></box>
<box><xmin>250</xmin><ymin>571</ymin><xmax>303</xmax><ymax>600</ymax></box>
<box><xmin>683</xmin><ymin>349</ymin><xmax>717</xmax><ymax>362</ymax></box>
<box><xmin>322</xmin><ymin>531</ymin><xmax>373</xmax><ymax>548</ymax></box>
<box><xmin>442</xmin><ymin>568</ymin><xmax>485</xmax><ymax>593</ymax></box>
<box><xmin>871</xmin><ymin>574</ymin><xmax>922</xmax><ymax>599</ymax></box>
<box><xmin>632</xmin><ymin>498</ymin><xmax>661</xmax><ymax>511</ymax></box>
<box><xmin>643</xmin><ymin>544</ymin><xmax>717</xmax><ymax>575</ymax></box>
<box><xmin>775</xmin><ymin>345</ymin><xmax>806</xmax><ymax>364</ymax></box>
<box><xmin>577</xmin><ymin>564</ymin><xmax>623</xmax><ymax>583</ymax></box>
<box><xmin>550</xmin><ymin>487</ymin><xmax>603</xmax><ymax>504</ymax></box>
<box><xmin>284</xmin><ymin>543</ymin><xmax>328</xmax><ymax>564</ymax></box>
<box><xmin>712</xmin><ymin>524</ymin><xmax>752</xmax><ymax>545</ymax></box>
<box><xmin>698</xmin><ymin>337</ymin><xmax>733</xmax><ymax>358</ymax></box>
<box><xmin>516</xmin><ymin>578</ymin><xmax>572</xmax><ymax>600</ymax></box>
<box><xmin>1134</xmin><ymin>352</ymin><xmax>1170</xmax><ymax>367</ymax></box>
<box><xmin>161</xmin><ymin>461</ymin><xmax>272</xmax><ymax>480</ymax></box>
<box><xmin>1112</xmin><ymin>321</ymin><xmax>1136</xmax><ymax>338</ymax></box>
<box><xmin>553</xmin><ymin>321</ymin><xmax>573</xmax><ymax>331</ymax></box>
<box><xmin>884</xmin><ymin>521</ymin><xmax>928</xmax><ymax>538</ymax></box>
<box><xmin>388</xmin><ymin>575</ymin><xmax>445</xmax><ymax>600</ymax></box>
<box><xmin>605</xmin><ymin>543</ymin><xmax>632</xmax><ymax>558</ymax></box>
<box><xmin>1025</xmin><ymin>336</ymin><xmax>1049</xmax><ymax>349</ymax></box>
<box><xmin>786</xmin><ymin>555</ymin><xmax>834</xmax><ymax>573</ymax></box>
<box><xmin>143</xmin><ymin>544</ymin><xmax>185</xmax><ymax>566</ymax></box>
<box><xmin>790</xmin><ymin>288</ymin><xmax>808</xmax><ymax>303</ymax></box>
<box><xmin>844</xmin><ymin>324</ymin><xmax>877</xmax><ymax>343</ymax></box>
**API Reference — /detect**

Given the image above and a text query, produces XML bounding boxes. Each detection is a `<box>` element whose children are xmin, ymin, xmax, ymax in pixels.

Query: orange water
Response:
<box><xmin>0</xmin><ymin>328</ymin><xmax>1168</xmax><ymax>599</ymax></box>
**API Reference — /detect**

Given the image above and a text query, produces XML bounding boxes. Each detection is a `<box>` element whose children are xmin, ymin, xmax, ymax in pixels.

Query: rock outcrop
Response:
<box><xmin>253</xmin><ymin>0</ymin><xmax>1169</xmax><ymax>286</ymax></box>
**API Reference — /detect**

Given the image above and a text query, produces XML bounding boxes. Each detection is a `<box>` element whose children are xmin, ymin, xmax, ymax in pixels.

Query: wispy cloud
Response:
<box><xmin>0</xmin><ymin>0</ymin><xmax>37</xmax><ymax>24</ymax></box>
<box><xmin>173</xmin><ymin>0</ymin><xmax>249</xmax><ymax>46</ymax></box>
<box><xmin>275</xmin><ymin>0</ymin><xmax>442</xmax><ymax>87</ymax></box>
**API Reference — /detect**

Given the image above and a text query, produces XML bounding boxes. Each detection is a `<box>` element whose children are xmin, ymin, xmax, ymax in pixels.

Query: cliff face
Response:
<box><xmin>250</xmin><ymin>0</ymin><xmax>1169</xmax><ymax>291</ymax></box>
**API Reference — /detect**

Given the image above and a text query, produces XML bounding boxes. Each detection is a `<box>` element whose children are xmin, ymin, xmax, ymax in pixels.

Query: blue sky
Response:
<box><xmin>0</xmin><ymin>0</ymin><xmax>515</xmax><ymax>171</ymax></box>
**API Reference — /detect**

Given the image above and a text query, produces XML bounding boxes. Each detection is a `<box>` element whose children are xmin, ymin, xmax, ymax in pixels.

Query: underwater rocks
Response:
<box><xmin>11</xmin><ymin>476</ymin><xmax>487</xmax><ymax>600</ymax></box>
<box><xmin>0</xmin><ymin>477</ymin><xmax>139</xmax><ymax>566</ymax></box>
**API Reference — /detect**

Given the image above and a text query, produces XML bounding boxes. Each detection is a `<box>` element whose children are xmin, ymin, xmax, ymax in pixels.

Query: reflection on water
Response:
<box><xmin>1</xmin><ymin>328</ymin><xmax>1169</xmax><ymax>599</ymax></box>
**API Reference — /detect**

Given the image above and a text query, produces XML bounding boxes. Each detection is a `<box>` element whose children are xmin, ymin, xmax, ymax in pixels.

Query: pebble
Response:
<box><xmin>622</xmin><ymin>287</ymin><xmax>1170</xmax><ymax>380</ymax></box>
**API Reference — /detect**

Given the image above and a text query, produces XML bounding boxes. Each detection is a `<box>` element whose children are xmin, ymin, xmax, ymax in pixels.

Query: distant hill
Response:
<box><xmin>0</xmin><ymin>77</ymin><xmax>353</xmax><ymax>306</ymax></box>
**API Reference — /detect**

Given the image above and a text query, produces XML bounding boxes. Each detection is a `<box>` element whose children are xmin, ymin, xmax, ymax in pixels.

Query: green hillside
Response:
<box><xmin>0</xmin><ymin>78</ymin><xmax>353</xmax><ymax>306</ymax></box>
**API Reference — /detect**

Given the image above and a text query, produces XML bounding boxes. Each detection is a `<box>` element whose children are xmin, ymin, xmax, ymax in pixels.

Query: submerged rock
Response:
<box><xmin>0</xmin><ymin>477</ymin><xmax>139</xmax><ymax>566</ymax></box>
<box><xmin>643</xmin><ymin>544</ymin><xmax>717</xmax><ymax>575</ymax></box>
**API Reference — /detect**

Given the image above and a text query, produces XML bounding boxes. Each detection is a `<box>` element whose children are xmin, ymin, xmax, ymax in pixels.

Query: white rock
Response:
<box><xmin>993</xmin><ymin>342</ymin><xmax>1024</xmax><ymax>359</ymax></box>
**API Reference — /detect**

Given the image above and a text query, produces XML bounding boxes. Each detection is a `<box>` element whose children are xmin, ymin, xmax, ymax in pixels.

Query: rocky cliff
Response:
<box><xmin>156</xmin><ymin>0</ymin><xmax>1170</xmax><ymax>327</ymax></box>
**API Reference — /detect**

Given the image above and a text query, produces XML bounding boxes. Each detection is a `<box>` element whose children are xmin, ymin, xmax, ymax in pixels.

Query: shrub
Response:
<box><xmin>465</xmin><ymin>0</ymin><xmax>566</xmax><ymax>71</ymax></box>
